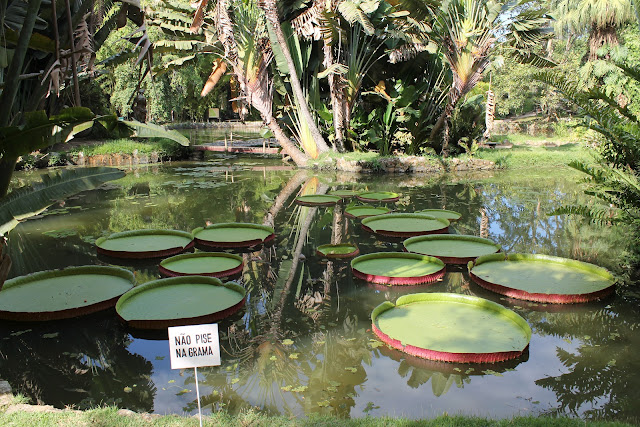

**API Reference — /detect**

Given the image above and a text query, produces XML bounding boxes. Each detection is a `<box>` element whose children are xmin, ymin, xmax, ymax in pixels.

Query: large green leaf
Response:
<box><xmin>122</xmin><ymin>120</ymin><xmax>190</xmax><ymax>146</ymax></box>
<box><xmin>0</xmin><ymin>167</ymin><xmax>126</xmax><ymax>236</ymax></box>
<box><xmin>0</xmin><ymin>108</ymin><xmax>98</xmax><ymax>158</ymax></box>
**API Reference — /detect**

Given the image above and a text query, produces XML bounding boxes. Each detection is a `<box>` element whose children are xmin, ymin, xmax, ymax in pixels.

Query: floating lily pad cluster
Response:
<box><xmin>1</xmin><ymin>222</ymin><xmax>279</xmax><ymax>327</ymax></box>
<box><xmin>320</xmin><ymin>188</ymin><xmax>615</xmax><ymax>363</ymax></box>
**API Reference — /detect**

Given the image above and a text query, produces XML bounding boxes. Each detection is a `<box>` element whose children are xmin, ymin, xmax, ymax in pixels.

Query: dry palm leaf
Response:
<box><xmin>201</xmin><ymin>58</ymin><xmax>227</xmax><ymax>96</ymax></box>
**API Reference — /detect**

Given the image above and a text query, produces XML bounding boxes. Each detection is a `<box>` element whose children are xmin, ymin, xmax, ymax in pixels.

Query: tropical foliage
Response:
<box><xmin>536</xmin><ymin>65</ymin><xmax>640</xmax><ymax>254</ymax></box>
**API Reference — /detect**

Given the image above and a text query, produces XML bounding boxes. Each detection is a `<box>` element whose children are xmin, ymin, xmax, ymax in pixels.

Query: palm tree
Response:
<box><xmin>288</xmin><ymin>0</ymin><xmax>393</xmax><ymax>152</ymax></box>
<box><xmin>551</xmin><ymin>0</ymin><xmax>635</xmax><ymax>60</ymax></box>
<box><xmin>396</xmin><ymin>0</ymin><xmax>552</xmax><ymax>155</ymax></box>
<box><xmin>259</xmin><ymin>0</ymin><xmax>331</xmax><ymax>154</ymax></box>
<box><xmin>217</xmin><ymin>0</ymin><xmax>314</xmax><ymax>165</ymax></box>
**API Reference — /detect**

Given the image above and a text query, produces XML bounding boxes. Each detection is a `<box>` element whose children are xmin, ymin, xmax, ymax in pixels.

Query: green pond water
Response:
<box><xmin>1</xmin><ymin>154</ymin><xmax>639</xmax><ymax>422</ymax></box>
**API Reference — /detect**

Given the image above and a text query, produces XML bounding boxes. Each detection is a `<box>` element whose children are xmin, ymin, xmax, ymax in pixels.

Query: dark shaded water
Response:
<box><xmin>1</xmin><ymin>155</ymin><xmax>639</xmax><ymax>422</ymax></box>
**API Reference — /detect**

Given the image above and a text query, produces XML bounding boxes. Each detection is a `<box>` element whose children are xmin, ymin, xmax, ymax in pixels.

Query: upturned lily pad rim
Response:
<box><xmin>96</xmin><ymin>229</ymin><xmax>194</xmax><ymax>259</ymax></box>
<box><xmin>362</xmin><ymin>213</ymin><xmax>450</xmax><ymax>237</ymax></box>
<box><xmin>356</xmin><ymin>191</ymin><xmax>400</xmax><ymax>203</ymax></box>
<box><xmin>0</xmin><ymin>266</ymin><xmax>135</xmax><ymax>321</ymax></box>
<box><xmin>351</xmin><ymin>251</ymin><xmax>445</xmax><ymax>285</ymax></box>
<box><xmin>468</xmin><ymin>253</ymin><xmax>616</xmax><ymax>303</ymax></box>
<box><xmin>344</xmin><ymin>205</ymin><xmax>391</xmax><ymax>219</ymax></box>
<box><xmin>371</xmin><ymin>293</ymin><xmax>531</xmax><ymax>363</ymax></box>
<box><xmin>316</xmin><ymin>243</ymin><xmax>360</xmax><ymax>259</ymax></box>
<box><xmin>192</xmin><ymin>222</ymin><xmax>276</xmax><ymax>248</ymax></box>
<box><xmin>418</xmin><ymin>209</ymin><xmax>463</xmax><ymax>221</ymax></box>
<box><xmin>403</xmin><ymin>234</ymin><xmax>501</xmax><ymax>264</ymax></box>
<box><xmin>116</xmin><ymin>276</ymin><xmax>246</xmax><ymax>329</ymax></box>
<box><xmin>159</xmin><ymin>252</ymin><xmax>244</xmax><ymax>278</ymax></box>
<box><xmin>295</xmin><ymin>194</ymin><xmax>342</xmax><ymax>206</ymax></box>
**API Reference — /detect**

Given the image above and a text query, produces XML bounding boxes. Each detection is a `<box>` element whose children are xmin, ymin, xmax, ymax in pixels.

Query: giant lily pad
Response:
<box><xmin>418</xmin><ymin>209</ymin><xmax>462</xmax><ymax>221</ymax></box>
<box><xmin>328</xmin><ymin>189</ymin><xmax>361</xmax><ymax>198</ymax></box>
<box><xmin>371</xmin><ymin>293</ymin><xmax>531</xmax><ymax>363</ymax></box>
<box><xmin>159</xmin><ymin>252</ymin><xmax>244</xmax><ymax>278</ymax></box>
<box><xmin>356</xmin><ymin>191</ymin><xmax>400</xmax><ymax>203</ymax></box>
<box><xmin>295</xmin><ymin>194</ymin><xmax>341</xmax><ymax>206</ymax></box>
<box><xmin>96</xmin><ymin>229</ymin><xmax>194</xmax><ymax>259</ymax></box>
<box><xmin>316</xmin><ymin>243</ymin><xmax>359</xmax><ymax>259</ymax></box>
<box><xmin>0</xmin><ymin>266</ymin><xmax>135</xmax><ymax>321</ymax></box>
<box><xmin>344</xmin><ymin>205</ymin><xmax>390</xmax><ymax>219</ymax></box>
<box><xmin>116</xmin><ymin>276</ymin><xmax>246</xmax><ymax>329</ymax></box>
<box><xmin>361</xmin><ymin>213</ymin><xmax>449</xmax><ymax>237</ymax></box>
<box><xmin>468</xmin><ymin>253</ymin><xmax>616</xmax><ymax>303</ymax></box>
<box><xmin>193</xmin><ymin>223</ymin><xmax>275</xmax><ymax>249</ymax></box>
<box><xmin>351</xmin><ymin>252</ymin><xmax>445</xmax><ymax>285</ymax></box>
<box><xmin>404</xmin><ymin>234</ymin><xmax>500</xmax><ymax>264</ymax></box>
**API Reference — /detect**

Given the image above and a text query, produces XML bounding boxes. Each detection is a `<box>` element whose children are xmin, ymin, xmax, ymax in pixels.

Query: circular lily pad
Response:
<box><xmin>404</xmin><ymin>234</ymin><xmax>501</xmax><ymax>264</ymax></box>
<box><xmin>295</xmin><ymin>194</ymin><xmax>341</xmax><ymax>206</ymax></box>
<box><xmin>351</xmin><ymin>252</ymin><xmax>445</xmax><ymax>285</ymax></box>
<box><xmin>96</xmin><ymin>229</ymin><xmax>194</xmax><ymax>259</ymax></box>
<box><xmin>159</xmin><ymin>252</ymin><xmax>244</xmax><ymax>278</ymax></box>
<box><xmin>316</xmin><ymin>243</ymin><xmax>360</xmax><ymax>259</ymax></box>
<box><xmin>469</xmin><ymin>253</ymin><xmax>616</xmax><ymax>303</ymax></box>
<box><xmin>329</xmin><ymin>189</ymin><xmax>361</xmax><ymax>198</ymax></box>
<box><xmin>371</xmin><ymin>293</ymin><xmax>531</xmax><ymax>363</ymax></box>
<box><xmin>356</xmin><ymin>191</ymin><xmax>400</xmax><ymax>203</ymax></box>
<box><xmin>116</xmin><ymin>276</ymin><xmax>246</xmax><ymax>329</ymax></box>
<box><xmin>418</xmin><ymin>209</ymin><xmax>462</xmax><ymax>221</ymax></box>
<box><xmin>361</xmin><ymin>213</ymin><xmax>449</xmax><ymax>237</ymax></box>
<box><xmin>344</xmin><ymin>205</ymin><xmax>390</xmax><ymax>219</ymax></box>
<box><xmin>193</xmin><ymin>223</ymin><xmax>275</xmax><ymax>249</ymax></box>
<box><xmin>0</xmin><ymin>266</ymin><xmax>135</xmax><ymax>321</ymax></box>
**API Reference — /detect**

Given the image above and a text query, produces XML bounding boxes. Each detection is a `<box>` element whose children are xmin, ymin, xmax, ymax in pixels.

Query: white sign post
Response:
<box><xmin>168</xmin><ymin>324</ymin><xmax>221</xmax><ymax>427</ymax></box>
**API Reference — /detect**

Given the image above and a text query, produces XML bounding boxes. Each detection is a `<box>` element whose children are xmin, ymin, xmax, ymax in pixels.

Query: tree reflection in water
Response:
<box><xmin>0</xmin><ymin>313</ymin><xmax>155</xmax><ymax>411</ymax></box>
<box><xmin>530</xmin><ymin>302</ymin><xmax>640</xmax><ymax>423</ymax></box>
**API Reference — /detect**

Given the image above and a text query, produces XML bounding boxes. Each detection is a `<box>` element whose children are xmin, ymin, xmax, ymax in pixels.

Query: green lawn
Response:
<box><xmin>476</xmin><ymin>143</ymin><xmax>593</xmax><ymax>169</ymax></box>
<box><xmin>0</xmin><ymin>406</ymin><xmax>634</xmax><ymax>427</ymax></box>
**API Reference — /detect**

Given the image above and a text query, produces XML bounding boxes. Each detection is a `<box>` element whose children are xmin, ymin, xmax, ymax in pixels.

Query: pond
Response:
<box><xmin>1</xmin><ymin>155</ymin><xmax>639</xmax><ymax>423</ymax></box>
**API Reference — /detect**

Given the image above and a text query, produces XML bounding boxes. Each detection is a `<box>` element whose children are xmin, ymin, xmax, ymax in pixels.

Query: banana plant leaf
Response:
<box><xmin>0</xmin><ymin>167</ymin><xmax>125</xmax><ymax>236</ymax></box>
<box><xmin>121</xmin><ymin>120</ymin><xmax>190</xmax><ymax>146</ymax></box>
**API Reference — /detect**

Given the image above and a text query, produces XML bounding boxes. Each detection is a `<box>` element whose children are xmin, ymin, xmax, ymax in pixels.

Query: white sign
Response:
<box><xmin>168</xmin><ymin>324</ymin><xmax>221</xmax><ymax>369</ymax></box>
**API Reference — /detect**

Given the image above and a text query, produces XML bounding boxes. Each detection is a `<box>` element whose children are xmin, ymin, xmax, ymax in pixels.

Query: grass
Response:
<box><xmin>491</xmin><ymin>133</ymin><xmax>580</xmax><ymax>145</ymax></box>
<box><xmin>0</xmin><ymin>406</ymin><xmax>635</xmax><ymax>427</ymax></box>
<box><xmin>476</xmin><ymin>143</ymin><xmax>594</xmax><ymax>169</ymax></box>
<box><xmin>68</xmin><ymin>139</ymin><xmax>188</xmax><ymax>159</ymax></box>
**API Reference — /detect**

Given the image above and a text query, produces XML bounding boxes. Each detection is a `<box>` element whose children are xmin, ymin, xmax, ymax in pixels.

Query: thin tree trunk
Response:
<box><xmin>261</xmin><ymin>0</ymin><xmax>330</xmax><ymax>154</ymax></box>
<box><xmin>25</xmin><ymin>0</ymin><xmax>92</xmax><ymax>112</ymax></box>
<box><xmin>64</xmin><ymin>0</ymin><xmax>81</xmax><ymax>106</ymax></box>
<box><xmin>0</xmin><ymin>0</ymin><xmax>43</xmax><ymax>126</ymax></box>
<box><xmin>0</xmin><ymin>156</ymin><xmax>18</xmax><ymax>199</ymax></box>
<box><xmin>324</xmin><ymin>42</ymin><xmax>345</xmax><ymax>152</ymax></box>
<box><xmin>429</xmin><ymin>92</ymin><xmax>459</xmax><ymax>156</ymax></box>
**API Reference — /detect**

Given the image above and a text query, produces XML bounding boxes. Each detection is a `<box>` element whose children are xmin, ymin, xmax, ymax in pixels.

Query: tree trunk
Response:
<box><xmin>0</xmin><ymin>156</ymin><xmax>18</xmax><ymax>199</ymax></box>
<box><xmin>64</xmin><ymin>0</ymin><xmax>81</xmax><ymax>106</ymax></box>
<box><xmin>588</xmin><ymin>24</ymin><xmax>619</xmax><ymax>61</ymax></box>
<box><xmin>266</xmin><ymin>118</ymin><xmax>310</xmax><ymax>167</ymax></box>
<box><xmin>323</xmin><ymin>42</ymin><xmax>345</xmax><ymax>152</ymax></box>
<box><xmin>0</xmin><ymin>0</ymin><xmax>43</xmax><ymax>126</ymax></box>
<box><xmin>429</xmin><ymin>91</ymin><xmax>459</xmax><ymax>156</ymax></box>
<box><xmin>261</xmin><ymin>0</ymin><xmax>330</xmax><ymax>154</ymax></box>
